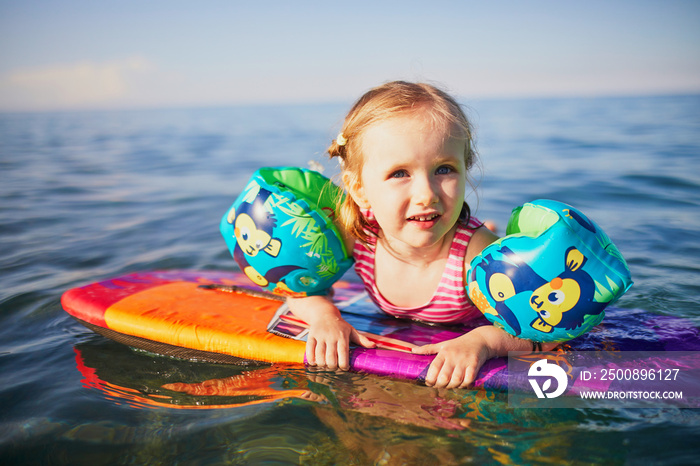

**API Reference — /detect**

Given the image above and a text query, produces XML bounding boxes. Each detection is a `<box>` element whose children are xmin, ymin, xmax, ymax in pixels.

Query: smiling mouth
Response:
<box><xmin>408</xmin><ymin>213</ymin><xmax>440</xmax><ymax>222</ymax></box>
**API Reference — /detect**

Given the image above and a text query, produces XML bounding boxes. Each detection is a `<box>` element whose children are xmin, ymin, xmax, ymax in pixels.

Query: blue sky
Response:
<box><xmin>1</xmin><ymin>0</ymin><xmax>699</xmax><ymax>111</ymax></box>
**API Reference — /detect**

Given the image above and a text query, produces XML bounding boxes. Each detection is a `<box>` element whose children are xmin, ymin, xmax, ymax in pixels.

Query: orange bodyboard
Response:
<box><xmin>62</xmin><ymin>270</ymin><xmax>305</xmax><ymax>364</ymax></box>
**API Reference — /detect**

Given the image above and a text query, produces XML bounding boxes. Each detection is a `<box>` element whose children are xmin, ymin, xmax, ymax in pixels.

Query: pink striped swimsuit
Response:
<box><xmin>353</xmin><ymin>216</ymin><xmax>484</xmax><ymax>324</ymax></box>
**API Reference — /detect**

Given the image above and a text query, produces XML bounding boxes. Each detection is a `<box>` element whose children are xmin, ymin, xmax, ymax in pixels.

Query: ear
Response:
<box><xmin>565</xmin><ymin>247</ymin><xmax>586</xmax><ymax>272</ymax></box>
<box><xmin>265</xmin><ymin>239</ymin><xmax>281</xmax><ymax>257</ymax></box>
<box><xmin>226</xmin><ymin>206</ymin><xmax>236</xmax><ymax>224</ymax></box>
<box><xmin>342</xmin><ymin>172</ymin><xmax>370</xmax><ymax>209</ymax></box>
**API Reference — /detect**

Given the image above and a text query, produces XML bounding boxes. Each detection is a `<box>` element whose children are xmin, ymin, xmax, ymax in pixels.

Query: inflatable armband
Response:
<box><xmin>467</xmin><ymin>200</ymin><xmax>632</xmax><ymax>342</ymax></box>
<box><xmin>220</xmin><ymin>167</ymin><xmax>353</xmax><ymax>297</ymax></box>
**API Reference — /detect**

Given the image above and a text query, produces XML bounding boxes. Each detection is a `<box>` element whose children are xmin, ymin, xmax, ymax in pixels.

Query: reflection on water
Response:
<box><xmin>69</xmin><ymin>339</ymin><xmax>504</xmax><ymax>463</ymax></box>
<box><xmin>73</xmin><ymin>338</ymin><xmax>487</xmax><ymax>428</ymax></box>
<box><xmin>64</xmin><ymin>337</ymin><xmax>700</xmax><ymax>465</ymax></box>
<box><xmin>74</xmin><ymin>342</ymin><xmax>307</xmax><ymax>410</ymax></box>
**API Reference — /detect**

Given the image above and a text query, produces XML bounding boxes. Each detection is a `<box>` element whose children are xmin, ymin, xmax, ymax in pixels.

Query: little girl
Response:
<box><xmin>288</xmin><ymin>81</ymin><xmax>556</xmax><ymax>389</ymax></box>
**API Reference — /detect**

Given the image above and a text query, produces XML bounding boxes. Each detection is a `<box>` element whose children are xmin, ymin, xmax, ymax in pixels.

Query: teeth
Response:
<box><xmin>410</xmin><ymin>214</ymin><xmax>439</xmax><ymax>221</ymax></box>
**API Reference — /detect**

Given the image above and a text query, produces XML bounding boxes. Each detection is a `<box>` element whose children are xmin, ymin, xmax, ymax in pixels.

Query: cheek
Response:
<box><xmin>364</xmin><ymin>186</ymin><xmax>406</xmax><ymax>221</ymax></box>
<box><xmin>441</xmin><ymin>178</ymin><xmax>465</xmax><ymax>207</ymax></box>
<box><xmin>367</xmin><ymin>189</ymin><xmax>401</xmax><ymax>214</ymax></box>
<box><xmin>359</xmin><ymin>173</ymin><xmax>393</xmax><ymax>206</ymax></box>
<box><xmin>448</xmin><ymin>177</ymin><xmax>465</xmax><ymax>195</ymax></box>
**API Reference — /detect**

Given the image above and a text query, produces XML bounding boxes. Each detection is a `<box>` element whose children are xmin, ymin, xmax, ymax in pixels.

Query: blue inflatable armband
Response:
<box><xmin>220</xmin><ymin>167</ymin><xmax>353</xmax><ymax>297</ymax></box>
<box><xmin>467</xmin><ymin>200</ymin><xmax>633</xmax><ymax>343</ymax></box>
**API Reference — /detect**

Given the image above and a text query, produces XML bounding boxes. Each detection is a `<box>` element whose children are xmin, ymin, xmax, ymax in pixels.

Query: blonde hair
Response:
<box><xmin>328</xmin><ymin>81</ymin><xmax>477</xmax><ymax>244</ymax></box>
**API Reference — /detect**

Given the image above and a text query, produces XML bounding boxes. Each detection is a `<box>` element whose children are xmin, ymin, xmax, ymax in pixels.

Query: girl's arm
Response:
<box><xmin>286</xmin><ymin>294</ymin><xmax>376</xmax><ymax>371</ymax></box>
<box><xmin>413</xmin><ymin>223</ymin><xmax>557</xmax><ymax>388</ymax></box>
<box><xmin>284</xmin><ymin>203</ymin><xmax>377</xmax><ymax>371</ymax></box>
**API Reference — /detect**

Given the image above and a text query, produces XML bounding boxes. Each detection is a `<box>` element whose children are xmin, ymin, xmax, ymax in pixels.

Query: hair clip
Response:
<box><xmin>336</xmin><ymin>132</ymin><xmax>347</xmax><ymax>146</ymax></box>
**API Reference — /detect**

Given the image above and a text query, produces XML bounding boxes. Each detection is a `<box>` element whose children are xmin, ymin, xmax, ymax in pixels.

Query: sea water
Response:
<box><xmin>1</xmin><ymin>95</ymin><xmax>699</xmax><ymax>464</ymax></box>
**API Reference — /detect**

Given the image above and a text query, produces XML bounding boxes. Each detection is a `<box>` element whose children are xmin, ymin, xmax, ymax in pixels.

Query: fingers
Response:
<box><xmin>425</xmin><ymin>356</ymin><xmax>465</xmax><ymax>389</ymax></box>
<box><xmin>325</xmin><ymin>339</ymin><xmax>339</xmax><ymax>370</ymax></box>
<box><xmin>336</xmin><ymin>338</ymin><xmax>350</xmax><ymax>371</ymax></box>
<box><xmin>425</xmin><ymin>363</ymin><xmax>469</xmax><ymax>389</ymax></box>
<box><xmin>462</xmin><ymin>365</ymin><xmax>478</xmax><ymax>389</ymax></box>
<box><xmin>309</xmin><ymin>329</ymin><xmax>377</xmax><ymax>371</ymax></box>
<box><xmin>305</xmin><ymin>337</ymin><xmax>317</xmax><ymax>367</ymax></box>
<box><xmin>424</xmin><ymin>356</ymin><xmax>479</xmax><ymax>389</ymax></box>
<box><xmin>424</xmin><ymin>354</ymin><xmax>443</xmax><ymax>387</ymax></box>
<box><xmin>305</xmin><ymin>334</ymin><xmax>351</xmax><ymax>371</ymax></box>
<box><xmin>299</xmin><ymin>391</ymin><xmax>326</xmax><ymax>403</ymax></box>
<box><xmin>351</xmin><ymin>329</ymin><xmax>377</xmax><ymax>349</ymax></box>
<box><xmin>410</xmin><ymin>343</ymin><xmax>436</xmax><ymax>355</ymax></box>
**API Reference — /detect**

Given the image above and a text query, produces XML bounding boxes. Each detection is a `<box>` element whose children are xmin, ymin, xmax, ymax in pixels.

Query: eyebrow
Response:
<box><xmin>380</xmin><ymin>155</ymin><xmax>461</xmax><ymax>175</ymax></box>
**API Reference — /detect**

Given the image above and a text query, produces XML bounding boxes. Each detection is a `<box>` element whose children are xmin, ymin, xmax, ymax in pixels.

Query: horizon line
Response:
<box><xmin>2</xmin><ymin>89</ymin><xmax>699</xmax><ymax>115</ymax></box>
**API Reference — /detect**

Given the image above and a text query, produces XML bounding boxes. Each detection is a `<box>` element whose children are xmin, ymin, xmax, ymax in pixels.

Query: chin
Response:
<box><xmin>405</xmin><ymin>231</ymin><xmax>446</xmax><ymax>249</ymax></box>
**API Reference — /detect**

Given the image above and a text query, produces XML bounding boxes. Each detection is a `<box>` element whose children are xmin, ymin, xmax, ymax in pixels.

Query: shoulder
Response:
<box><xmin>463</xmin><ymin>224</ymin><xmax>498</xmax><ymax>267</ymax></box>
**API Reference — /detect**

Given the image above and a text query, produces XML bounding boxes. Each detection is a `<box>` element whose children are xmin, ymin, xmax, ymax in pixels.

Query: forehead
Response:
<box><xmin>369</xmin><ymin>106</ymin><xmax>457</xmax><ymax>135</ymax></box>
<box><xmin>360</xmin><ymin>113</ymin><xmax>464</xmax><ymax>161</ymax></box>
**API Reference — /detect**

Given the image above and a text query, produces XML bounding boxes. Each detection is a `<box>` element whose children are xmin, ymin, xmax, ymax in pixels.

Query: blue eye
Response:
<box><xmin>436</xmin><ymin>165</ymin><xmax>454</xmax><ymax>175</ymax></box>
<box><xmin>390</xmin><ymin>170</ymin><xmax>408</xmax><ymax>179</ymax></box>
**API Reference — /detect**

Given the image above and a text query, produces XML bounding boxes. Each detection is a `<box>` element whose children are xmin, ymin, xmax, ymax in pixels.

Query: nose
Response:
<box><xmin>413</xmin><ymin>174</ymin><xmax>439</xmax><ymax>206</ymax></box>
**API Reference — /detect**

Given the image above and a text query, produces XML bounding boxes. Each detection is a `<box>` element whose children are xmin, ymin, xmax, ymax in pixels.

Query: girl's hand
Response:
<box><xmin>413</xmin><ymin>325</ymin><xmax>557</xmax><ymax>389</ymax></box>
<box><xmin>286</xmin><ymin>295</ymin><xmax>375</xmax><ymax>371</ymax></box>
<box><xmin>306</xmin><ymin>314</ymin><xmax>375</xmax><ymax>371</ymax></box>
<box><xmin>412</xmin><ymin>331</ymin><xmax>491</xmax><ymax>389</ymax></box>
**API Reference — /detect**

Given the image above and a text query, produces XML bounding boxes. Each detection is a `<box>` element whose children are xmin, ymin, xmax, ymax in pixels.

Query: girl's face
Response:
<box><xmin>346</xmin><ymin>112</ymin><xmax>467</xmax><ymax>253</ymax></box>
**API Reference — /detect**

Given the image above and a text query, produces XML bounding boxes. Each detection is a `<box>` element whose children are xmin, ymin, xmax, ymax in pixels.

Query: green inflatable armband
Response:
<box><xmin>467</xmin><ymin>200</ymin><xmax>633</xmax><ymax>343</ymax></box>
<box><xmin>220</xmin><ymin>167</ymin><xmax>353</xmax><ymax>297</ymax></box>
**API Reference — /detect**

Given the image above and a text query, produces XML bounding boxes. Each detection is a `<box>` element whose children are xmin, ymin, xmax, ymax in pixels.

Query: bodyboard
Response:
<box><xmin>62</xmin><ymin>270</ymin><xmax>700</xmax><ymax>390</ymax></box>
